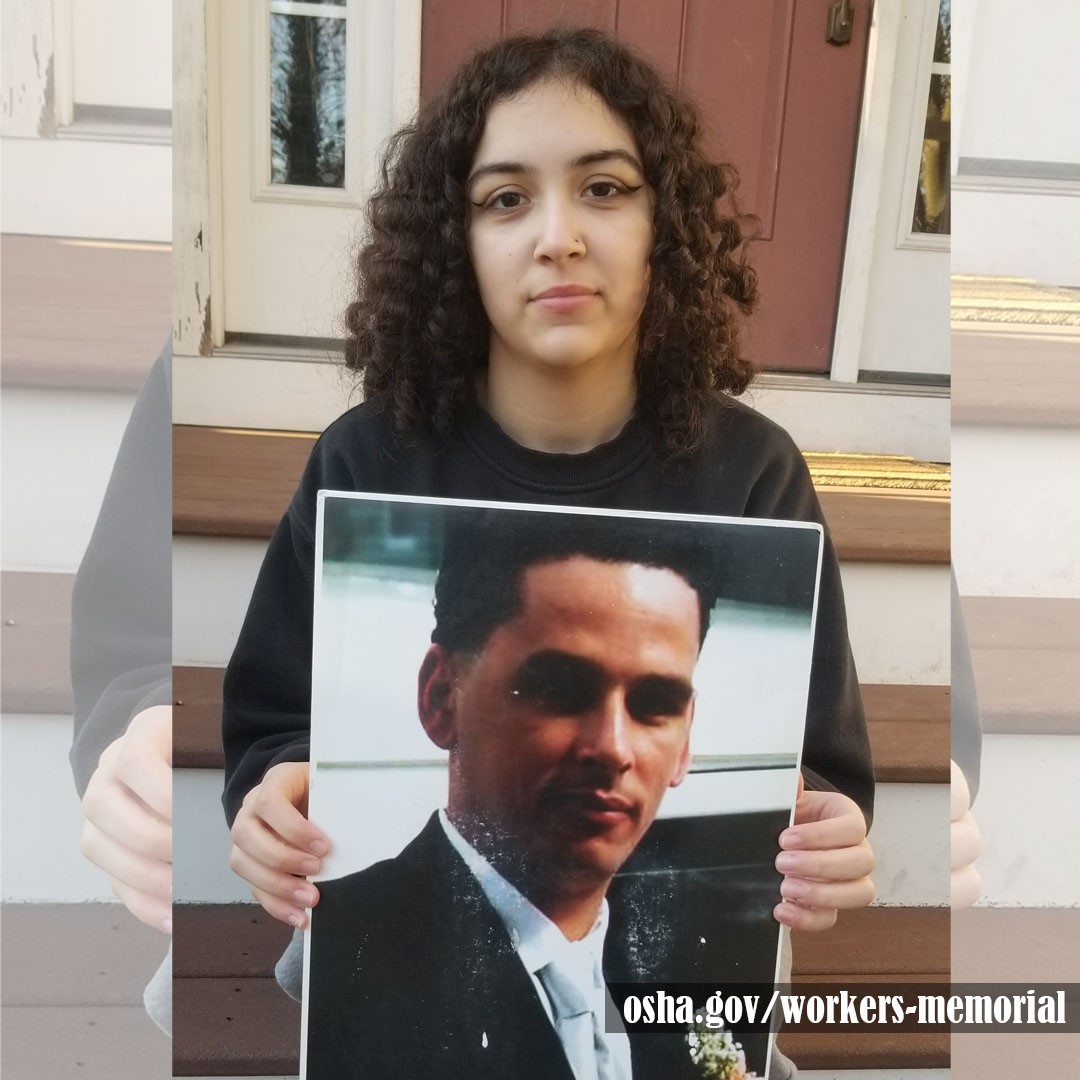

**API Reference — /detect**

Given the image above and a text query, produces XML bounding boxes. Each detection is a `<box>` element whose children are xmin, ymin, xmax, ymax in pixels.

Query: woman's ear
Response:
<box><xmin>417</xmin><ymin>645</ymin><xmax>459</xmax><ymax>750</ymax></box>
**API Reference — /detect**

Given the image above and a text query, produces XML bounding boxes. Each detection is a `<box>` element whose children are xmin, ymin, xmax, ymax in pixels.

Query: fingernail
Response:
<box><xmin>308</xmin><ymin>840</ymin><xmax>328</xmax><ymax>856</ymax></box>
<box><xmin>293</xmin><ymin>887</ymin><xmax>315</xmax><ymax>906</ymax></box>
<box><xmin>288</xmin><ymin>911</ymin><xmax>307</xmax><ymax>929</ymax></box>
<box><xmin>774</xmin><ymin>903</ymin><xmax>796</xmax><ymax>926</ymax></box>
<box><xmin>163</xmin><ymin>916</ymin><xmax>173</xmax><ymax>935</ymax></box>
<box><xmin>300</xmin><ymin>858</ymin><xmax>320</xmax><ymax>876</ymax></box>
<box><xmin>779</xmin><ymin>829</ymin><xmax>802</xmax><ymax>849</ymax></box>
<box><xmin>781</xmin><ymin>879</ymin><xmax>808</xmax><ymax>900</ymax></box>
<box><xmin>776</xmin><ymin>853</ymin><xmax>798</xmax><ymax>873</ymax></box>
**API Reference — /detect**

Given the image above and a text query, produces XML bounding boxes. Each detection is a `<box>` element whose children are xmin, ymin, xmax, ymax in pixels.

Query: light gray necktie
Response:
<box><xmin>538</xmin><ymin>960</ymin><xmax>624</xmax><ymax>1080</ymax></box>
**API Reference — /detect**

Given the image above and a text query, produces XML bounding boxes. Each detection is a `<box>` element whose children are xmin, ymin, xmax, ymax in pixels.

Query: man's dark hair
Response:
<box><xmin>346</xmin><ymin>27</ymin><xmax>758</xmax><ymax>462</ymax></box>
<box><xmin>431</xmin><ymin>508</ymin><xmax>720</xmax><ymax>654</ymax></box>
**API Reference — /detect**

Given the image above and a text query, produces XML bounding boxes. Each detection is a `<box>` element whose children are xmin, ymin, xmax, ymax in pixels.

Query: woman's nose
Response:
<box><xmin>533</xmin><ymin>198</ymin><xmax>585</xmax><ymax>262</ymax></box>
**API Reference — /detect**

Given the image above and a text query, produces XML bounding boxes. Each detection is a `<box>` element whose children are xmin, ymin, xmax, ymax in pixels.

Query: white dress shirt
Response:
<box><xmin>439</xmin><ymin>810</ymin><xmax>632</xmax><ymax>1079</ymax></box>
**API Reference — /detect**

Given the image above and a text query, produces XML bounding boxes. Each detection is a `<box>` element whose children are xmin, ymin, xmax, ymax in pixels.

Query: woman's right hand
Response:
<box><xmin>228</xmin><ymin>761</ymin><xmax>330</xmax><ymax>927</ymax></box>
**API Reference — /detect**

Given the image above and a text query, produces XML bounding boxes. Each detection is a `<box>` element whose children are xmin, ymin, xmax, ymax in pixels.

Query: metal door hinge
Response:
<box><xmin>827</xmin><ymin>0</ymin><xmax>855</xmax><ymax>45</ymax></box>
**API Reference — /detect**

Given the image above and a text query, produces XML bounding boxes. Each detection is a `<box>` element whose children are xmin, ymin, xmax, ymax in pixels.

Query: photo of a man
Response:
<box><xmin>303</xmin><ymin>499</ymin><xmax>822</xmax><ymax>1079</ymax></box>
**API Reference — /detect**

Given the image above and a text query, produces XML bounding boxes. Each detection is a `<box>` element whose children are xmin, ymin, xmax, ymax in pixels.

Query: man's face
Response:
<box><xmin>421</xmin><ymin>555</ymin><xmax>698</xmax><ymax>892</ymax></box>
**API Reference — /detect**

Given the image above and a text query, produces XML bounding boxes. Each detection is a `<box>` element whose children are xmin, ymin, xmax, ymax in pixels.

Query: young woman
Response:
<box><xmin>225</xmin><ymin>23</ymin><xmax>874</xmax><ymax>1013</ymax></box>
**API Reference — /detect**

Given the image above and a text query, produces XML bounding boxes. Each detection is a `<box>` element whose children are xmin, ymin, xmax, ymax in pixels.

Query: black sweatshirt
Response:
<box><xmin>222</xmin><ymin>393</ymin><xmax>874</xmax><ymax>826</ymax></box>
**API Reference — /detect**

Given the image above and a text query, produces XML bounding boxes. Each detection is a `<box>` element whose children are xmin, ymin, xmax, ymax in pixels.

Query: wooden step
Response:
<box><xmin>173</xmin><ymin>665</ymin><xmax>949</xmax><ymax>783</ymax></box>
<box><xmin>949</xmin><ymin>906</ymin><xmax>1080</xmax><ymax>1079</ymax></box>
<box><xmin>860</xmin><ymin>683</ymin><xmax>949</xmax><ymax>783</ymax></box>
<box><xmin>2</xmin><ymin>902</ymin><xmax>170</xmax><ymax>1007</ymax></box>
<box><xmin>172</xmin><ymin>903</ymin><xmax>948</xmax><ymax>1075</ymax></box>
<box><xmin>173</xmin><ymin>425</ymin><xmax>950</xmax><ymax>563</ymax></box>
<box><xmin>0</xmin><ymin>571</ymin><xmax>75</xmax><ymax>714</ymax></box>
<box><xmin>963</xmin><ymin>595</ymin><xmax>1080</xmax><ymax>735</ymax></box>
<box><xmin>0</xmin><ymin>234</ymin><xmax>169</xmax><ymax>393</ymax></box>
<box><xmin>952</xmin><ymin>906</ymin><xmax>1080</xmax><ymax>981</ymax></box>
<box><xmin>951</xmin><ymin>276</ymin><xmax>1080</xmax><ymax>430</ymax></box>
<box><xmin>789</xmin><ymin>906</ymin><xmax>948</xmax><ymax>976</ymax></box>
<box><xmin>2</xmin><ymin>902</ymin><xmax>172</xmax><ymax>1080</ymax></box>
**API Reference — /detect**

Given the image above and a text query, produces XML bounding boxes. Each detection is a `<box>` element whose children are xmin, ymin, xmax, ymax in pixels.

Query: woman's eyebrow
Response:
<box><xmin>467</xmin><ymin>148</ymin><xmax>644</xmax><ymax>190</ymax></box>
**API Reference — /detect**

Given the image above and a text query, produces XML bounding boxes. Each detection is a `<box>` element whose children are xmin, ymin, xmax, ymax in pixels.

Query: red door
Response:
<box><xmin>420</xmin><ymin>0</ymin><xmax>870</xmax><ymax>373</ymax></box>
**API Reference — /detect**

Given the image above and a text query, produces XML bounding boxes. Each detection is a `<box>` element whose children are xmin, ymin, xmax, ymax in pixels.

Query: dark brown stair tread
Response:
<box><xmin>173</xmin><ymin>977</ymin><xmax>300</xmax><ymax>1077</ymax></box>
<box><xmin>962</xmin><ymin>596</ymin><xmax>1080</xmax><ymax>734</ymax></box>
<box><xmin>173</xmin><ymin>666</ymin><xmax>229</xmax><ymax>769</ymax></box>
<box><xmin>862</xmin><ymin>683</ymin><xmax>949</xmax><ymax>784</ymax></box>
<box><xmin>172</xmin><ymin>976</ymin><xmax>951</xmax><ymax>1077</ymax></box>
<box><xmin>777</xmin><ymin>1029</ymin><xmax>949</xmax><ymax>1069</ymax></box>
<box><xmin>791</xmin><ymin>907</ymin><xmax>948</xmax><ymax>977</ymax></box>
<box><xmin>173</xmin><ymin>904</ymin><xmax>948</xmax><ymax>981</ymax></box>
<box><xmin>173</xmin><ymin>425</ymin><xmax>949</xmax><ymax>563</ymax></box>
<box><xmin>172</xmin><ymin>904</ymin><xmax>949</xmax><ymax>1075</ymax></box>
<box><xmin>175</xmin><ymin>666</ymin><xmax>948</xmax><ymax>783</ymax></box>
<box><xmin>173</xmin><ymin>904</ymin><xmax>293</xmax><ymax>979</ymax></box>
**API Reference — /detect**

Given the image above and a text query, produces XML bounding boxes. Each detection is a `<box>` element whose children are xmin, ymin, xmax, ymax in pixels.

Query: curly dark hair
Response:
<box><xmin>345</xmin><ymin>26</ymin><xmax>759</xmax><ymax>461</ymax></box>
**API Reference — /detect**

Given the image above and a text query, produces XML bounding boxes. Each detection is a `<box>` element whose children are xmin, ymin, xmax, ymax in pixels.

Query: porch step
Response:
<box><xmin>172</xmin><ymin>666</ymin><xmax>950</xmax><ymax>784</ymax></box>
<box><xmin>950</xmin><ymin>906</ymin><xmax>1080</xmax><ymax>1079</ymax></box>
<box><xmin>0</xmin><ymin>234</ymin><xmax>169</xmax><ymax>393</ymax></box>
<box><xmin>1</xmin><ymin>902</ymin><xmax>170</xmax><ymax>1080</ymax></box>
<box><xmin>962</xmin><ymin>595</ymin><xmax>1080</xmax><ymax>735</ymax></box>
<box><xmin>952</xmin><ymin>324</ymin><xmax>1080</xmax><ymax>428</ymax></box>
<box><xmin>172</xmin><ymin>425</ymin><xmax>950</xmax><ymax>563</ymax></box>
<box><xmin>171</xmin><ymin>904</ymin><xmax>948</xmax><ymax>1076</ymax></box>
<box><xmin>1</xmin><ymin>571</ymin><xmax>75</xmax><ymax>715</ymax></box>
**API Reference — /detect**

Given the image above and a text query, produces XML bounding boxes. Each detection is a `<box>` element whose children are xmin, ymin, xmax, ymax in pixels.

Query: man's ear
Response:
<box><xmin>417</xmin><ymin>645</ymin><xmax>459</xmax><ymax>750</ymax></box>
<box><xmin>669</xmin><ymin>694</ymin><xmax>695</xmax><ymax>788</ymax></box>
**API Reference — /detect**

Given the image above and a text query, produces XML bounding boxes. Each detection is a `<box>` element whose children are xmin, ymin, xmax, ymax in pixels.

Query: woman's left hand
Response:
<box><xmin>772</xmin><ymin>774</ymin><xmax>876</xmax><ymax>932</ymax></box>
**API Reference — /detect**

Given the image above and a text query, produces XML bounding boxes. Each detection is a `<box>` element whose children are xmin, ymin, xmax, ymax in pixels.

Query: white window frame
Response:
<box><xmin>896</xmin><ymin>0</ymin><xmax>950</xmax><ymax>252</ymax></box>
<box><xmin>51</xmin><ymin>0</ymin><xmax>75</xmax><ymax>125</ymax></box>
<box><xmin>251</xmin><ymin>0</ymin><xmax>362</xmax><ymax>207</ymax></box>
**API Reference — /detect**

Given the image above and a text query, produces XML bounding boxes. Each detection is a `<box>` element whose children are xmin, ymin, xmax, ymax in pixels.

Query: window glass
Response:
<box><xmin>269</xmin><ymin>6</ymin><xmax>346</xmax><ymax>188</ymax></box>
<box><xmin>913</xmin><ymin>2</ymin><xmax>950</xmax><ymax>235</ymax></box>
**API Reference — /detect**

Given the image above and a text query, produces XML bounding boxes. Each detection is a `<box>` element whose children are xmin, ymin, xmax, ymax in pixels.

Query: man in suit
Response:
<box><xmin>307</xmin><ymin>512</ymin><xmax>720</xmax><ymax>1079</ymax></box>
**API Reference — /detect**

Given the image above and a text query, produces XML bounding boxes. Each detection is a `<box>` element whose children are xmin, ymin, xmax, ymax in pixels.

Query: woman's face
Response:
<box><xmin>466</xmin><ymin>78</ymin><xmax>654</xmax><ymax>383</ymax></box>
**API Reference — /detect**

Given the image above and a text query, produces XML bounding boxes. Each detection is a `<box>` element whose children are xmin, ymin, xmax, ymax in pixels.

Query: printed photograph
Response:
<box><xmin>301</xmin><ymin>494</ymin><xmax>823</xmax><ymax>1079</ymax></box>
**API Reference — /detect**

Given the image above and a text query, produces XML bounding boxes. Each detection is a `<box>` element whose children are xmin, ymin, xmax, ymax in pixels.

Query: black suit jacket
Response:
<box><xmin>306</xmin><ymin>814</ymin><xmax>714</xmax><ymax>1079</ymax></box>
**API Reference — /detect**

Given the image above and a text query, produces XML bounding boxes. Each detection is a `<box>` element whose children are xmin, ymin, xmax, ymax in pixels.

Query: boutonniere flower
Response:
<box><xmin>686</xmin><ymin>1020</ymin><xmax>756</xmax><ymax>1079</ymax></box>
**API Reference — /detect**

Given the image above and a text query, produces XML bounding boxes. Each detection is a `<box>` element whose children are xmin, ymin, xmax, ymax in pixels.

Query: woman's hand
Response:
<box><xmin>950</xmin><ymin>759</ymin><xmax>982</xmax><ymax>908</ymax></box>
<box><xmin>773</xmin><ymin>774</ymin><xmax>876</xmax><ymax>932</ymax></box>
<box><xmin>80</xmin><ymin>704</ymin><xmax>173</xmax><ymax>933</ymax></box>
<box><xmin>228</xmin><ymin>761</ymin><xmax>330</xmax><ymax>927</ymax></box>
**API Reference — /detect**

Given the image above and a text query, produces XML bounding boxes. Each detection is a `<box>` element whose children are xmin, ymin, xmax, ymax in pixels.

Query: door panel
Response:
<box><xmin>420</xmin><ymin>0</ymin><xmax>871</xmax><ymax>373</ymax></box>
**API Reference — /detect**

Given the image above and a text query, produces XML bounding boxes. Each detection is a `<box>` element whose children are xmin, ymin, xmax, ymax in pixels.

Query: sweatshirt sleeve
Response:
<box><xmin>69</xmin><ymin>342</ymin><xmax>173</xmax><ymax>797</ymax></box>
<box><xmin>743</xmin><ymin>425</ymin><xmax>875</xmax><ymax>828</ymax></box>
<box><xmin>221</xmin><ymin>428</ymin><xmax>344</xmax><ymax>825</ymax></box>
<box><xmin>950</xmin><ymin>571</ymin><xmax>981</xmax><ymax>802</ymax></box>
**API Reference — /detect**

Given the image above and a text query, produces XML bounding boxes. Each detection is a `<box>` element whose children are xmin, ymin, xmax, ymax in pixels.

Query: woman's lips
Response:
<box><xmin>532</xmin><ymin>286</ymin><xmax>597</xmax><ymax>314</ymax></box>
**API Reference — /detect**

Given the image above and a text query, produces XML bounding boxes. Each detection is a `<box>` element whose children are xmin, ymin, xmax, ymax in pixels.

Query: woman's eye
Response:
<box><xmin>585</xmin><ymin>181</ymin><xmax>625</xmax><ymax>199</ymax></box>
<box><xmin>484</xmin><ymin>191</ymin><xmax>526</xmax><ymax>211</ymax></box>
